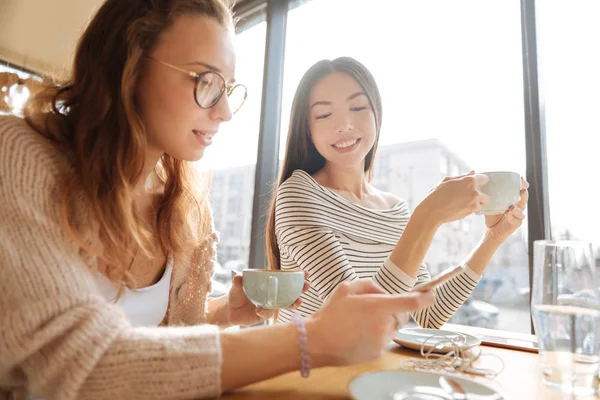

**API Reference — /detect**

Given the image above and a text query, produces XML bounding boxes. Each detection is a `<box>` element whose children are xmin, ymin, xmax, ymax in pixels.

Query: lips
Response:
<box><xmin>332</xmin><ymin>137</ymin><xmax>361</xmax><ymax>149</ymax></box>
<box><xmin>193</xmin><ymin>129</ymin><xmax>215</xmax><ymax>146</ymax></box>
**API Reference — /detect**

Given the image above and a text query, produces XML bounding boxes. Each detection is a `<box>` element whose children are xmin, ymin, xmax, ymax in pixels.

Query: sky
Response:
<box><xmin>201</xmin><ymin>0</ymin><xmax>600</xmax><ymax>249</ymax></box>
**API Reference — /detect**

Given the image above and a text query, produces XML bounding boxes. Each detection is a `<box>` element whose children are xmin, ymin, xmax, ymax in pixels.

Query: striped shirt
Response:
<box><xmin>275</xmin><ymin>169</ymin><xmax>481</xmax><ymax>328</ymax></box>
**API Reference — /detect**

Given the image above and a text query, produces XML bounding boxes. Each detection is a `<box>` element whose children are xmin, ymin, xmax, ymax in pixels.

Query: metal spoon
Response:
<box><xmin>439</xmin><ymin>376</ymin><xmax>467</xmax><ymax>400</ymax></box>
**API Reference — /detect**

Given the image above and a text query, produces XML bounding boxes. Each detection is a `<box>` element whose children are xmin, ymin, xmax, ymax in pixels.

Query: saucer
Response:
<box><xmin>393</xmin><ymin>327</ymin><xmax>481</xmax><ymax>353</ymax></box>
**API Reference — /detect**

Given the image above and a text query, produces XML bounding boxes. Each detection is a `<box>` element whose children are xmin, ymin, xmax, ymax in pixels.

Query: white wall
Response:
<box><xmin>0</xmin><ymin>0</ymin><xmax>243</xmax><ymax>75</ymax></box>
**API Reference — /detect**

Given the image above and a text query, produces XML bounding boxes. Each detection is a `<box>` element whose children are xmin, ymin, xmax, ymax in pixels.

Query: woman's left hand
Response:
<box><xmin>485</xmin><ymin>177</ymin><xmax>529</xmax><ymax>243</ymax></box>
<box><xmin>226</xmin><ymin>270</ymin><xmax>310</xmax><ymax>326</ymax></box>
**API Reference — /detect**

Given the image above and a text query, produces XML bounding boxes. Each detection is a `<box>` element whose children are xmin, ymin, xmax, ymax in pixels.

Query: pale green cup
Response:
<box><xmin>242</xmin><ymin>269</ymin><xmax>304</xmax><ymax>309</ymax></box>
<box><xmin>477</xmin><ymin>171</ymin><xmax>522</xmax><ymax>215</ymax></box>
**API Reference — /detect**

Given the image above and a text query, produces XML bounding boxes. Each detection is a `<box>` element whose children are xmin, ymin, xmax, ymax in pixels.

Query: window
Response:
<box><xmin>227</xmin><ymin>196</ymin><xmax>241</xmax><ymax>214</ymax></box>
<box><xmin>229</xmin><ymin>173</ymin><xmax>245</xmax><ymax>192</ymax></box>
<box><xmin>440</xmin><ymin>154</ymin><xmax>449</xmax><ymax>176</ymax></box>
<box><xmin>202</xmin><ymin>21</ymin><xmax>266</xmax><ymax>292</ymax></box>
<box><xmin>372</xmin><ymin>154</ymin><xmax>390</xmax><ymax>191</ymax></box>
<box><xmin>225</xmin><ymin>221</ymin><xmax>237</xmax><ymax>238</ymax></box>
<box><xmin>375</xmin><ymin>154</ymin><xmax>390</xmax><ymax>180</ymax></box>
<box><xmin>281</xmin><ymin>0</ymin><xmax>529</xmax><ymax>332</ymax></box>
<box><xmin>449</xmin><ymin>163</ymin><xmax>459</xmax><ymax>178</ymax></box>
<box><xmin>0</xmin><ymin>64</ymin><xmax>38</xmax><ymax>115</ymax></box>
<box><xmin>211</xmin><ymin>174</ymin><xmax>225</xmax><ymax>191</ymax></box>
<box><xmin>538</xmin><ymin>1</ymin><xmax>600</xmax><ymax>260</ymax></box>
<box><xmin>212</xmin><ymin>197</ymin><xmax>222</xmax><ymax>221</ymax></box>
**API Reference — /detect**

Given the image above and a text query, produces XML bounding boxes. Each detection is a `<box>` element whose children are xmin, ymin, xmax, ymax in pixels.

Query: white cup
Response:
<box><xmin>477</xmin><ymin>171</ymin><xmax>521</xmax><ymax>215</ymax></box>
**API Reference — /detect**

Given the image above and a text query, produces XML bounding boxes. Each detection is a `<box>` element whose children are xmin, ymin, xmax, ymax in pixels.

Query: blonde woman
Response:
<box><xmin>0</xmin><ymin>1</ymin><xmax>435</xmax><ymax>399</ymax></box>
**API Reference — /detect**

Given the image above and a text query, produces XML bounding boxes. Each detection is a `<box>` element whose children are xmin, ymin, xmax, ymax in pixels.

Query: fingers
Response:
<box><xmin>375</xmin><ymin>290</ymin><xmax>435</xmax><ymax>313</ymax></box>
<box><xmin>232</xmin><ymin>274</ymin><xmax>243</xmax><ymax>288</ymax></box>
<box><xmin>472</xmin><ymin>173</ymin><xmax>490</xmax><ymax>187</ymax></box>
<box><xmin>511</xmin><ymin>206</ymin><xmax>526</xmax><ymax>220</ymax></box>
<box><xmin>515</xmin><ymin>188</ymin><xmax>529</xmax><ymax>209</ymax></box>
<box><xmin>394</xmin><ymin>312</ymin><xmax>409</xmax><ymax>328</ymax></box>
<box><xmin>521</xmin><ymin>177</ymin><xmax>530</xmax><ymax>190</ymax></box>
<box><xmin>478</xmin><ymin>192</ymin><xmax>491</xmax><ymax>205</ymax></box>
<box><xmin>505</xmin><ymin>206</ymin><xmax>526</xmax><ymax>225</ymax></box>
<box><xmin>255</xmin><ymin>307</ymin><xmax>274</xmax><ymax>320</ymax></box>
<box><xmin>442</xmin><ymin>170</ymin><xmax>475</xmax><ymax>183</ymax></box>
<box><xmin>388</xmin><ymin>313</ymin><xmax>408</xmax><ymax>333</ymax></box>
<box><xmin>287</xmin><ymin>297</ymin><xmax>304</xmax><ymax>310</ymax></box>
<box><xmin>302</xmin><ymin>281</ymin><xmax>311</xmax><ymax>293</ymax></box>
<box><xmin>454</xmin><ymin>170</ymin><xmax>475</xmax><ymax>179</ymax></box>
<box><xmin>302</xmin><ymin>271</ymin><xmax>311</xmax><ymax>293</ymax></box>
<box><xmin>342</xmin><ymin>279</ymin><xmax>387</xmax><ymax>295</ymax></box>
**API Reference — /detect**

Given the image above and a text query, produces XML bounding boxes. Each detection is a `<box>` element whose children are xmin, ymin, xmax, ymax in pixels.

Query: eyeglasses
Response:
<box><xmin>148</xmin><ymin>57</ymin><xmax>247</xmax><ymax>114</ymax></box>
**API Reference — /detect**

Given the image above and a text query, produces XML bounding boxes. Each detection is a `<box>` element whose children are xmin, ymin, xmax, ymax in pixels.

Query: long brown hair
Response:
<box><xmin>24</xmin><ymin>0</ymin><xmax>234</xmax><ymax>285</ymax></box>
<box><xmin>265</xmin><ymin>57</ymin><xmax>383</xmax><ymax>270</ymax></box>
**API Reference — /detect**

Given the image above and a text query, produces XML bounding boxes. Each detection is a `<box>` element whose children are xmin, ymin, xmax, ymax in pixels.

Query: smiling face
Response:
<box><xmin>308</xmin><ymin>72</ymin><xmax>377</xmax><ymax>171</ymax></box>
<box><xmin>136</xmin><ymin>14</ymin><xmax>236</xmax><ymax>162</ymax></box>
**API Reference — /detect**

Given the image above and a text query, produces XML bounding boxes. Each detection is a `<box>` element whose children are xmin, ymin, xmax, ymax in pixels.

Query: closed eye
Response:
<box><xmin>315</xmin><ymin>113</ymin><xmax>332</xmax><ymax>120</ymax></box>
<box><xmin>351</xmin><ymin>106</ymin><xmax>367</xmax><ymax>112</ymax></box>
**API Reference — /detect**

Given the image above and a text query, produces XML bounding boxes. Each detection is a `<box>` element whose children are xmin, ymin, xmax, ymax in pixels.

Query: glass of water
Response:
<box><xmin>531</xmin><ymin>240</ymin><xmax>600</xmax><ymax>396</ymax></box>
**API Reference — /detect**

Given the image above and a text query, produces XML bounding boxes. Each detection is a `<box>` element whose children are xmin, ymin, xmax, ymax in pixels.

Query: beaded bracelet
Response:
<box><xmin>291</xmin><ymin>313</ymin><xmax>310</xmax><ymax>378</ymax></box>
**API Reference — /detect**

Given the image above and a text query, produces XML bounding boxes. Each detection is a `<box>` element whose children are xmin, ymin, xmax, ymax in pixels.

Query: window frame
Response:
<box><xmin>235</xmin><ymin>0</ymin><xmax>550</xmax><ymax>334</ymax></box>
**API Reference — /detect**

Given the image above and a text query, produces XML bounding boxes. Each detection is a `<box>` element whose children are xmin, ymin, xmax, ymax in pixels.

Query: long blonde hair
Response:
<box><xmin>24</xmin><ymin>0</ymin><xmax>234</xmax><ymax>285</ymax></box>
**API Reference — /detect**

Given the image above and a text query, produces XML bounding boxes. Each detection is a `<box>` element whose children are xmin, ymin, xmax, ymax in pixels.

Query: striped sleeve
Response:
<box><xmin>410</xmin><ymin>263</ymin><xmax>481</xmax><ymax>328</ymax></box>
<box><xmin>372</xmin><ymin>257</ymin><xmax>482</xmax><ymax>328</ymax></box>
<box><xmin>278</xmin><ymin>225</ymin><xmax>356</xmax><ymax>300</ymax></box>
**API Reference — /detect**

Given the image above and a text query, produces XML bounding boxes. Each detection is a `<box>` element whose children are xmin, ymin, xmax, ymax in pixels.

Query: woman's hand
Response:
<box><xmin>418</xmin><ymin>171</ymin><xmax>490</xmax><ymax>226</ymax></box>
<box><xmin>226</xmin><ymin>271</ymin><xmax>310</xmax><ymax>326</ymax></box>
<box><xmin>305</xmin><ymin>280</ymin><xmax>434</xmax><ymax>367</ymax></box>
<box><xmin>485</xmin><ymin>177</ymin><xmax>529</xmax><ymax>243</ymax></box>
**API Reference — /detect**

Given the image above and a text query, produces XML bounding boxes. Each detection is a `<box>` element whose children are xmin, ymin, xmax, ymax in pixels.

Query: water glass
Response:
<box><xmin>531</xmin><ymin>240</ymin><xmax>600</xmax><ymax>396</ymax></box>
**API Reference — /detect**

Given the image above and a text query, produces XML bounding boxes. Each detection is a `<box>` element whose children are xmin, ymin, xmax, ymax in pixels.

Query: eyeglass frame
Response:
<box><xmin>147</xmin><ymin>57</ymin><xmax>247</xmax><ymax>114</ymax></box>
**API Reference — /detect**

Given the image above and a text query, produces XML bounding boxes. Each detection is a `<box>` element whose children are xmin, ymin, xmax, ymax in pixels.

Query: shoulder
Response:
<box><xmin>364</xmin><ymin>182</ymin><xmax>405</xmax><ymax>209</ymax></box>
<box><xmin>274</xmin><ymin>170</ymin><xmax>337</xmax><ymax>231</ymax></box>
<box><xmin>377</xmin><ymin>188</ymin><xmax>405</xmax><ymax>209</ymax></box>
<box><xmin>276</xmin><ymin>170</ymin><xmax>326</xmax><ymax>203</ymax></box>
<box><xmin>0</xmin><ymin>115</ymin><xmax>68</xmax><ymax>188</ymax></box>
<box><xmin>279</xmin><ymin>169</ymin><xmax>317</xmax><ymax>192</ymax></box>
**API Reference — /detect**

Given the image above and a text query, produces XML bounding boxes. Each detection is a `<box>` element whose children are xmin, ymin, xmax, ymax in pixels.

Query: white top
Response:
<box><xmin>275</xmin><ymin>170</ymin><xmax>482</xmax><ymax>328</ymax></box>
<box><xmin>95</xmin><ymin>257</ymin><xmax>173</xmax><ymax>327</ymax></box>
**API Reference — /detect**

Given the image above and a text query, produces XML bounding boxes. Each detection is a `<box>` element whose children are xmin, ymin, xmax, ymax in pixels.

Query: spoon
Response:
<box><xmin>439</xmin><ymin>376</ymin><xmax>467</xmax><ymax>400</ymax></box>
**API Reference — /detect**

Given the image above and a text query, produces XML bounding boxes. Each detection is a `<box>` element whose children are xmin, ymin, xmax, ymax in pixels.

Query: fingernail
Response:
<box><xmin>256</xmin><ymin>309</ymin><xmax>269</xmax><ymax>318</ymax></box>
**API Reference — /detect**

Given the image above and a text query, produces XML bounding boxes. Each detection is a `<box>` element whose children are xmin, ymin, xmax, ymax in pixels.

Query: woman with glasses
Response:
<box><xmin>266</xmin><ymin>57</ymin><xmax>529</xmax><ymax>326</ymax></box>
<box><xmin>0</xmin><ymin>1</ymin><xmax>435</xmax><ymax>399</ymax></box>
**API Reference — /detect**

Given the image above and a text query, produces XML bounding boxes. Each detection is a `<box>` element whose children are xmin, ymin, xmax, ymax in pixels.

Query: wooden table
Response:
<box><xmin>221</xmin><ymin>324</ymin><xmax>595</xmax><ymax>399</ymax></box>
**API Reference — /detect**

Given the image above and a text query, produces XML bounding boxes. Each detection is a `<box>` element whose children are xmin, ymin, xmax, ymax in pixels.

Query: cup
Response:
<box><xmin>531</xmin><ymin>240</ymin><xmax>600</xmax><ymax>396</ymax></box>
<box><xmin>242</xmin><ymin>269</ymin><xmax>304</xmax><ymax>309</ymax></box>
<box><xmin>476</xmin><ymin>171</ymin><xmax>521</xmax><ymax>215</ymax></box>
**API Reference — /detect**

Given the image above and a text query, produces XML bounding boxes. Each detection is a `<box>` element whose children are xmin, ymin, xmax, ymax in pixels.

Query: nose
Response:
<box><xmin>335</xmin><ymin>115</ymin><xmax>353</xmax><ymax>134</ymax></box>
<box><xmin>209</xmin><ymin>92</ymin><xmax>233</xmax><ymax>122</ymax></box>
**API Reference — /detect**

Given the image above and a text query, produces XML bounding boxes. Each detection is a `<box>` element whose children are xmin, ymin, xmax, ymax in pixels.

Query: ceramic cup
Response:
<box><xmin>477</xmin><ymin>171</ymin><xmax>522</xmax><ymax>215</ymax></box>
<box><xmin>241</xmin><ymin>269</ymin><xmax>304</xmax><ymax>309</ymax></box>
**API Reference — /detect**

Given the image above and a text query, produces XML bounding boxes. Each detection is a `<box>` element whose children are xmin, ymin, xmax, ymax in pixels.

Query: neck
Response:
<box><xmin>133</xmin><ymin>149</ymin><xmax>162</xmax><ymax>207</ymax></box>
<box><xmin>321</xmin><ymin>162</ymin><xmax>370</xmax><ymax>199</ymax></box>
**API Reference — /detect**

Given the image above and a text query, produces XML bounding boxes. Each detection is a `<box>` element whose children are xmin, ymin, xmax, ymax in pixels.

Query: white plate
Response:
<box><xmin>393</xmin><ymin>328</ymin><xmax>481</xmax><ymax>353</ymax></box>
<box><xmin>349</xmin><ymin>370</ymin><xmax>505</xmax><ymax>400</ymax></box>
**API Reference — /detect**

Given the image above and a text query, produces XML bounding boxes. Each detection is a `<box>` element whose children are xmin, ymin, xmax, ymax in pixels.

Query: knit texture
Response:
<box><xmin>0</xmin><ymin>115</ymin><xmax>223</xmax><ymax>400</ymax></box>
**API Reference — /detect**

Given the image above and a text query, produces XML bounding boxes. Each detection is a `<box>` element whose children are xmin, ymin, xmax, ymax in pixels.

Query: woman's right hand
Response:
<box><xmin>418</xmin><ymin>172</ymin><xmax>490</xmax><ymax>226</ymax></box>
<box><xmin>304</xmin><ymin>280</ymin><xmax>434</xmax><ymax>367</ymax></box>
